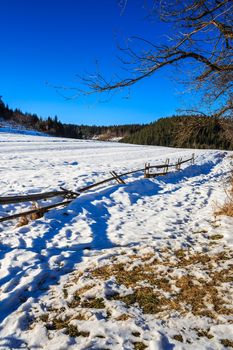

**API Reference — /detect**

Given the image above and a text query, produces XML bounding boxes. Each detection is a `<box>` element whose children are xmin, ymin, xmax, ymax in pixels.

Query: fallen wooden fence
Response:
<box><xmin>0</xmin><ymin>154</ymin><xmax>195</xmax><ymax>224</ymax></box>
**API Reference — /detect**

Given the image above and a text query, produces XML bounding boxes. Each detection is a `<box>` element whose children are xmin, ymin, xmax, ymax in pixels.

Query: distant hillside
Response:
<box><xmin>2</xmin><ymin>99</ymin><xmax>232</xmax><ymax>149</ymax></box>
<box><xmin>0</xmin><ymin>119</ymin><xmax>47</xmax><ymax>137</ymax></box>
<box><xmin>122</xmin><ymin>115</ymin><xmax>233</xmax><ymax>150</ymax></box>
<box><xmin>0</xmin><ymin>98</ymin><xmax>145</xmax><ymax>140</ymax></box>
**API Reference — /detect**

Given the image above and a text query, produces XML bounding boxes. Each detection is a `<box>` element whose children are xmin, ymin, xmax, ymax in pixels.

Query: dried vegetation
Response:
<box><xmin>216</xmin><ymin>169</ymin><xmax>233</xmax><ymax>217</ymax></box>
<box><xmin>34</xmin><ymin>247</ymin><xmax>233</xmax><ymax>346</ymax></box>
<box><xmin>90</xmin><ymin>249</ymin><xmax>233</xmax><ymax>319</ymax></box>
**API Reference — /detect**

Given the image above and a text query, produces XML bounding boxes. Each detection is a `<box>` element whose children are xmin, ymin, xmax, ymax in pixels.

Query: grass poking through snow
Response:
<box><xmin>32</xmin><ymin>245</ymin><xmax>233</xmax><ymax>347</ymax></box>
<box><xmin>216</xmin><ymin>168</ymin><xmax>233</xmax><ymax>217</ymax></box>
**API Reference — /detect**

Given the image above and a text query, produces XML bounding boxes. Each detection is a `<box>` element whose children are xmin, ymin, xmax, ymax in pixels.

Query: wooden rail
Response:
<box><xmin>0</xmin><ymin>199</ymin><xmax>74</xmax><ymax>223</ymax></box>
<box><xmin>0</xmin><ymin>154</ymin><xmax>195</xmax><ymax>224</ymax></box>
<box><xmin>0</xmin><ymin>190</ymin><xmax>68</xmax><ymax>205</ymax></box>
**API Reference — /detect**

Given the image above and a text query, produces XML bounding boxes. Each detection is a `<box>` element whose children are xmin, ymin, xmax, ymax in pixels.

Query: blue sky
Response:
<box><xmin>0</xmin><ymin>0</ymin><xmax>192</xmax><ymax>125</ymax></box>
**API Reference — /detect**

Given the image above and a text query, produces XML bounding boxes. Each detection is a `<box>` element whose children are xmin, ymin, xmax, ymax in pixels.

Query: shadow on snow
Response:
<box><xmin>0</xmin><ymin>155</ymin><xmax>225</xmax><ymax>348</ymax></box>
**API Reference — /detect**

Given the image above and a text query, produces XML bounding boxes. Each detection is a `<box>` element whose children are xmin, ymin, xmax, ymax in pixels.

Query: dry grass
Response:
<box><xmin>16</xmin><ymin>215</ymin><xmax>29</xmax><ymax>227</ymax></box>
<box><xmin>38</xmin><ymin>310</ymin><xmax>90</xmax><ymax>335</ymax></box>
<box><xmin>34</xmin><ymin>248</ymin><xmax>232</xmax><ymax>331</ymax></box>
<box><xmin>67</xmin><ymin>293</ymin><xmax>81</xmax><ymax>308</ymax></box>
<box><xmin>32</xmin><ymin>247</ymin><xmax>233</xmax><ymax>348</ymax></box>
<box><xmin>216</xmin><ymin>170</ymin><xmax>233</xmax><ymax>217</ymax></box>
<box><xmin>46</xmin><ymin>318</ymin><xmax>89</xmax><ymax>338</ymax></box>
<box><xmin>133</xmin><ymin>341</ymin><xmax>147</xmax><ymax>350</ymax></box>
<box><xmin>16</xmin><ymin>202</ymin><xmax>45</xmax><ymax>227</ymax></box>
<box><xmin>196</xmin><ymin>328</ymin><xmax>214</xmax><ymax>339</ymax></box>
<box><xmin>220</xmin><ymin>339</ymin><xmax>233</xmax><ymax>348</ymax></box>
<box><xmin>173</xmin><ymin>334</ymin><xmax>183</xmax><ymax>342</ymax></box>
<box><xmin>115</xmin><ymin>313</ymin><xmax>131</xmax><ymax>321</ymax></box>
<box><xmin>208</xmin><ymin>234</ymin><xmax>224</xmax><ymax>240</ymax></box>
<box><xmin>90</xmin><ymin>249</ymin><xmax>233</xmax><ymax>319</ymax></box>
<box><xmin>80</xmin><ymin>297</ymin><xmax>105</xmax><ymax>309</ymax></box>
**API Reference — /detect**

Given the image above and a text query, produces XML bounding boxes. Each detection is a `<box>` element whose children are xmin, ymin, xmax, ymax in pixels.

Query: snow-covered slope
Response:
<box><xmin>0</xmin><ymin>118</ymin><xmax>47</xmax><ymax>136</ymax></box>
<box><xmin>0</xmin><ymin>133</ymin><xmax>232</xmax><ymax>350</ymax></box>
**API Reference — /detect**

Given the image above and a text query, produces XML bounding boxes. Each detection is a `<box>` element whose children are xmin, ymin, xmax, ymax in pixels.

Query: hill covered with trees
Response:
<box><xmin>1</xmin><ymin>99</ymin><xmax>233</xmax><ymax>150</ymax></box>
<box><xmin>0</xmin><ymin>98</ymin><xmax>144</xmax><ymax>140</ymax></box>
<box><xmin>122</xmin><ymin>115</ymin><xmax>233</xmax><ymax>150</ymax></box>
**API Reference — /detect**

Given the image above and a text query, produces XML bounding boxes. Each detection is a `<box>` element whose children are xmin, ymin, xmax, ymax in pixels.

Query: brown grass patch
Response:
<box><xmin>220</xmin><ymin>339</ymin><xmax>233</xmax><ymax>348</ymax></box>
<box><xmin>39</xmin><ymin>313</ymin><xmax>49</xmax><ymax>322</ymax></box>
<box><xmin>114</xmin><ymin>287</ymin><xmax>162</xmax><ymax>314</ymax></box>
<box><xmin>76</xmin><ymin>284</ymin><xmax>95</xmax><ymax>295</ymax></box>
<box><xmin>115</xmin><ymin>313</ymin><xmax>131</xmax><ymax>321</ymax></box>
<box><xmin>216</xmin><ymin>202</ymin><xmax>233</xmax><ymax>217</ymax></box>
<box><xmin>196</xmin><ymin>328</ymin><xmax>214</xmax><ymax>339</ymax></box>
<box><xmin>46</xmin><ymin>317</ymin><xmax>68</xmax><ymax>331</ymax></box>
<box><xmin>92</xmin><ymin>261</ymin><xmax>171</xmax><ymax>293</ymax></box>
<box><xmin>67</xmin><ymin>293</ymin><xmax>81</xmax><ymax>308</ymax></box>
<box><xmin>46</xmin><ymin>318</ymin><xmax>90</xmax><ymax>338</ymax></box>
<box><xmin>208</xmin><ymin>234</ymin><xmax>224</xmax><ymax>240</ymax></box>
<box><xmin>16</xmin><ymin>202</ymin><xmax>45</xmax><ymax>227</ymax></box>
<box><xmin>63</xmin><ymin>288</ymin><xmax>68</xmax><ymax>299</ymax></box>
<box><xmin>65</xmin><ymin>325</ymin><xmax>89</xmax><ymax>338</ymax></box>
<box><xmin>133</xmin><ymin>341</ymin><xmax>147</xmax><ymax>350</ymax></box>
<box><xmin>173</xmin><ymin>334</ymin><xmax>183</xmax><ymax>342</ymax></box>
<box><xmin>80</xmin><ymin>297</ymin><xmax>105</xmax><ymax>309</ymax></box>
<box><xmin>64</xmin><ymin>284</ymin><xmax>94</xmax><ymax>302</ymax></box>
<box><xmin>216</xmin><ymin>170</ymin><xmax>233</xmax><ymax>217</ymax></box>
<box><xmin>90</xmin><ymin>249</ymin><xmax>233</xmax><ymax>318</ymax></box>
<box><xmin>45</xmin><ymin>315</ymin><xmax>90</xmax><ymax>337</ymax></box>
<box><xmin>29</xmin><ymin>202</ymin><xmax>44</xmax><ymax>221</ymax></box>
<box><xmin>16</xmin><ymin>215</ymin><xmax>29</xmax><ymax>227</ymax></box>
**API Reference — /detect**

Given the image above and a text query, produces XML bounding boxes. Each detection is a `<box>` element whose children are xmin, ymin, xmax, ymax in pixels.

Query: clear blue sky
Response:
<box><xmin>0</xmin><ymin>0</ymin><xmax>191</xmax><ymax>125</ymax></box>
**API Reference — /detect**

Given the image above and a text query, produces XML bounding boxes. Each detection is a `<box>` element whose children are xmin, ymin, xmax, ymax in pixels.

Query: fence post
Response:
<box><xmin>176</xmin><ymin>157</ymin><xmax>182</xmax><ymax>171</ymax></box>
<box><xmin>144</xmin><ymin>163</ymin><xmax>148</xmax><ymax>178</ymax></box>
<box><xmin>179</xmin><ymin>157</ymin><xmax>182</xmax><ymax>170</ymax></box>
<box><xmin>192</xmin><ymin>153</ymin><xmax>195</xmax><ymax>164</ymax></box>
<box><xmin>144</xmin><ymin>163</ymin><xmax>151</xmax><ymax>178</ymax></box>
<box><xmin>148</xmin><ymin>163</ymin><xmax>150</xmax><ymax>177</ymax></box>
<box><xmin>164</xmin><ymin>158</ymin><xmax>169</xmax><ymax>173</ymax></box>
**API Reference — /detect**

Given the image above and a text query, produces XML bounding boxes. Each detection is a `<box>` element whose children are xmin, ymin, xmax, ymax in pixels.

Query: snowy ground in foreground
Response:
<box><xmin>0</xmin><ymin>133</ymin><xmax>232</xmax><ymax>350</ymax></box>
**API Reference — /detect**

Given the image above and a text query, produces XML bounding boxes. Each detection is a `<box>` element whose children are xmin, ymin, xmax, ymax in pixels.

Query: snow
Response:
<box><xmin>0</xmin><ymin>119</ymin><xmax>47</xmax><ymax>137</ymax></box>
<box><xmin>0</xmin><ymin>132</ymin><xmax>232</xmax><ymax>350</ymax></box>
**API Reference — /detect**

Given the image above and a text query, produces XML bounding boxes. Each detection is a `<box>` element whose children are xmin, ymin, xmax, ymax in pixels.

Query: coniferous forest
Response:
<box><xmin>122</xmin><ymin>116</ymin><xmax>233</xmax><ymax>150</ymax></box>
<box><xmin>0</xmin><ymin>98</ymin><xmax>144</xmax><ymax>140</ymax></box>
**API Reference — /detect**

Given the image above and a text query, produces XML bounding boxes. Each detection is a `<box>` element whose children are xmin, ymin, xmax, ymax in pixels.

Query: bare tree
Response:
<box><xmin>76</xmin><ymin>0</ymin><xmax>232</xmax><ymax>118</ymax></box>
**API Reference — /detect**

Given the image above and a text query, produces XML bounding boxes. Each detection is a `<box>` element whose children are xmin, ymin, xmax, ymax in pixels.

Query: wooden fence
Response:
<box><xmin>0</xmin><ymin>154</ymin><xmax>195</xmax><ymax>224</ymax></box>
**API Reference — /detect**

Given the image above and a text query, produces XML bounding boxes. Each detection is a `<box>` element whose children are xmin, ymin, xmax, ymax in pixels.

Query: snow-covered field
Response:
<box><xmin>0</xmin><ymin>132</ymin><xmax>232</xmax><ymax>350</ymax></box>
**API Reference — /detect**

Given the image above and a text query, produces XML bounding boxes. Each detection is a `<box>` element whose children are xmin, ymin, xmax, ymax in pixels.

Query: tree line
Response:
<box><xmin>0</xmin><ymin>98</ymin><xmax>144</xmax><ymax>140</ymax></box>
<box><xmin>122</xmin><ymin>115</ymin><xmax>233</xmax><ymax>150</ymax></box>
<box><xmin>1</xmin><ymin>98</ymin><xmax>232</xmax><ymax>150</ymax></box>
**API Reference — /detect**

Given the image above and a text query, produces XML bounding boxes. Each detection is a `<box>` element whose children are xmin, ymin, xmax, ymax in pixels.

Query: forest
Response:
<box><xmin>122</xmin><ymin>115</ymin><xmax>233</xmax><ymax>150</ymax></box>
<box><xmin>0</xmin><ymin>98</ymin><xmax>144</xmax><ymax>140</ymax></box>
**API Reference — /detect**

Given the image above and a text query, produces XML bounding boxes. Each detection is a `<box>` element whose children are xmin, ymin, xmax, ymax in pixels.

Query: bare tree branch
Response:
<box><xmin>60</xmin><ymin>0</ymin><xmax>233</xmax><ymax>118</ymax></box>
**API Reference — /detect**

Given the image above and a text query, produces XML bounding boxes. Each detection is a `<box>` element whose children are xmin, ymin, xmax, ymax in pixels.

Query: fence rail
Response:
<box><xmin>0</xmin><ymin>190</ymin><xmax>68</xmax><ymax>205</ymax></box>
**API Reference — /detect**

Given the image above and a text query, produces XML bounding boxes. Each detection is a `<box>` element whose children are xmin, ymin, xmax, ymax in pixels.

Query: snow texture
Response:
<box><xmin>0</xmin><ymin>132</ymin><xmax>232</xmax><ymax>350</ymax></box>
